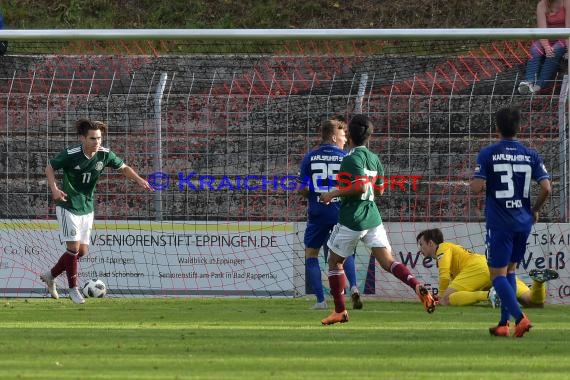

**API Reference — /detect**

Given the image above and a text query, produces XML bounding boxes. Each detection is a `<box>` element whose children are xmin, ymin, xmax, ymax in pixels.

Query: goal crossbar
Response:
<box><xmin>2</xmin><ymin>28</ymin><xmax>570</xmax><ymax>41</ymax></box>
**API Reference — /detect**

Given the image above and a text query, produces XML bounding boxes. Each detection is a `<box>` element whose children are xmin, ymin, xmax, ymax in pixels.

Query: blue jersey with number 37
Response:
<box><xmin>298</xmin><ymin>144</ymin><xmax>346</xmax><ymax>224</ymax></box>
<box><xmin>473</xmin><ymin>139</ymin><xmax>549</xmax><ymax>231</ymax></box>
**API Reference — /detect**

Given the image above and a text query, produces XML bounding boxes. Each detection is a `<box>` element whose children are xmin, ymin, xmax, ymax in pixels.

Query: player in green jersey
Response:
<box><xmin>319</xmin><ymin>114</ymin><xmax>436</xmax><ymax>325</ymax></box>
<box><xmin>40</xmin><ymin>119</ymin><xmax>152</xmax><ymax>304</ymax></box>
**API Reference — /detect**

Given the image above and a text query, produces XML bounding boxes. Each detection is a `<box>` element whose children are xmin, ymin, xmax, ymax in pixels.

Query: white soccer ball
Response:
<box><xmin>82</xmin><ymin>279</ymin><xmax>107</xmax><ymax>298</ymax></box>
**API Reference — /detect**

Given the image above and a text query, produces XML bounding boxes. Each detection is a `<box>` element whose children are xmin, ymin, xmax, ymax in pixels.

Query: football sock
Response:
<box><xmin>65</xmin><ymin>249</ymin><xmax>79</xmax><ymax>288</ymax></box>
<box><xmin>343</xmin><ymin>254</ymin><xmax>357</xmax><ymax>290</ymax></box>
<box><xmin>507</xmin><ymin>272</ymin><xmax>517</xmax><ymax>293</ymax></box>
<box><xmin>328</xmin><ymin>269</ymin><xmax>346</xmax><ymax>313</ymax></box>
<box><xmin>506</xmin><ymin>272</ymin><xmax>518</xmax><ymax>321</ymax></box>
<box><xmin>448</xmin><ymin>291</ymin><xmax>488</xmax><ymax>306</ymax></box>
<box><xmin>51</xmin><ymin>249</ymin><xmax>77</xmax><ymax>278</ymax></box>
<box><xmin>499</xmin><ymin>303</ymin><xmax>510</xmax><ymax>326</ymax></box>
<box><xmin>306</xmin><ymin>257</ymin><xmax>325</xmax><ymax>303</ymax></box>
<box><xmin>530</xmin><ymin>280</ymin><xmax>546</xmax><ymax>305</ymax></box>
<box><xmin>50</xmin><ymin>253</ymin><xmax>67</xmax><ymax>278</ymax></box>
<box><xmin>493</xmin><ymin>275</ymin><xmax>523</xmax><ymax>324</ymax></box>
<box><xmin>389</xmin><ymin>261</ymin><xmax>420</xmax><ymax>289</ymax></box>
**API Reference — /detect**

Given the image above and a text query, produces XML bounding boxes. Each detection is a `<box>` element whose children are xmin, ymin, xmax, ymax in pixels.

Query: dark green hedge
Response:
<box><xmin>1</xmin><ymin>0</ymin><xmax>538</xmax><ymax>29</ymax></box>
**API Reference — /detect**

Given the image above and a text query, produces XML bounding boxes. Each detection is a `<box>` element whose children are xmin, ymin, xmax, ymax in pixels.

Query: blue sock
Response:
<box><xmin>306</xmin><ymin>257</ymin><xmax>325</xmax><ymax>303</ymax></box>
<box><xmin>499</xmin><ymin>304</ymin><xmax>510</xmax><ymax>326</ymax></box>
<box><xmin>507</xmin><ymin>271</ymin><xmax>520</xmax><ymax>322</ymax></box>
<box><xmin>493</xmin><ymin>276</ymin><xmax>523</xmax><ymax>324</ymax></box>
<box><xmin>507</xmin><ymin>272</ymin><xmax>517</xmax><ymax>294</ymax></box>
<box><xmin>344</xmin><ymin>254</ymin><xmax>357</xmax><ymax>290</ymax></box>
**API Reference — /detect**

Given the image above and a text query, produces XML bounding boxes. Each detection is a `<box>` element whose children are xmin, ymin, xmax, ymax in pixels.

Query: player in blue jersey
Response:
<box><xmin>40</xmin><ymin>119</ymin><xmax>153</xmax><ymax>304</ymax></box>
<box><xmin>470</xmin><ymin>106</ymin><xmax>551</xmax><ymax>337</ymax></box>
<box><xmin>298</xmin><ymin>117</ymin><xmax>363</xmax><ymax>310</ymax></box>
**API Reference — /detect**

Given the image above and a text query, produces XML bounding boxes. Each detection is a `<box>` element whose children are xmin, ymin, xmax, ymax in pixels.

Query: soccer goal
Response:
<box><xmin>0</xmin><ymin>28</ymin><xmax>569</xmax><ymax>303</ymax></box>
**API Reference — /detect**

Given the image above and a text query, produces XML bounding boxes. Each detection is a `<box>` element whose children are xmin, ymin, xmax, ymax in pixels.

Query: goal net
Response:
<box><xmin>0</xmin><ymin>29</ymin><xmax>569</xmax><ymax>303</ymax></box>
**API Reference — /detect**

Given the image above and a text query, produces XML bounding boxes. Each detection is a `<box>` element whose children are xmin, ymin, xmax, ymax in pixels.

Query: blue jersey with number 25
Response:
<box><xmin>473</xmin><ymin>139</ymin><xmax>549</xmax><ymax>231</ymax></box>
<box><xmin>298</xmin><ymin>144</ymin><xmax>346</xmax><ymax>224</ymax></box>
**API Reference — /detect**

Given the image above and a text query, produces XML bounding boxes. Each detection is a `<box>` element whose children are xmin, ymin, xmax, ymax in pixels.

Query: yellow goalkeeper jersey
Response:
<box><xmin>435</xmin><ymin>242</ymin><xmax>481</xmax><ymax>294</ymax></box>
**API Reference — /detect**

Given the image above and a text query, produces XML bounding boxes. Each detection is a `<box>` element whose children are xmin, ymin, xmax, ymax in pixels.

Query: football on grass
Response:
<box><xmin>82</xmin><ymin>279</ymin><xmax>107</xmax><ymax>298</ymax></box>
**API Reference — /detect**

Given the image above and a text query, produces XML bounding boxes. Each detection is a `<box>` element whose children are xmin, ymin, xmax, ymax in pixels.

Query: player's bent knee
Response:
<box><xmin>305</xmin><ymin>248</ymin><xmax>320</xmax><ymax>259</ymax></box>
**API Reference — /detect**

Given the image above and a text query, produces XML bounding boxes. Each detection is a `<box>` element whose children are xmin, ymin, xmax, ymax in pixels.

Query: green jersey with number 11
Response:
<box><xmin>50</xmin><ymin>144</ymin><xmax>125</xmax><ymax>215</ymax></box>
<box><xmin>338</xmin><ymin>146</ymin><xmax>384</xmax><ymax>231</ymax></box>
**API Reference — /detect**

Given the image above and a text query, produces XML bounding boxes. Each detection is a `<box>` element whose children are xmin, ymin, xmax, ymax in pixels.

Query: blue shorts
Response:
<box><xmin>486</xmin><ymin>228</ymin><xmax>531</xmax><ymax>268</ymax></box>
<box><xmin>304</xmin><ymin>223</ymin><xmax>335</xmax><ymax>249</ymax></box>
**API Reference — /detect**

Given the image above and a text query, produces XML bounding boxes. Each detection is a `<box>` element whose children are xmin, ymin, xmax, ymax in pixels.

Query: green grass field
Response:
<box><xmin>1</xmin><ymin>297</ymin><xmax>569</xmax><ymax>380</ymax></box>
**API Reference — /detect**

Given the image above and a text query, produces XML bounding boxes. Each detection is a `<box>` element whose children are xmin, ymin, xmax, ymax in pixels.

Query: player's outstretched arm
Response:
<box><xmin>120</xmin><ymin>165</ymin><xmax>154</xmax><ymax>192</ymax></box>
<box><xmin>45</xmin><ymin>164</ymin><xmax>67</xmax><ymax>201</ymax></box>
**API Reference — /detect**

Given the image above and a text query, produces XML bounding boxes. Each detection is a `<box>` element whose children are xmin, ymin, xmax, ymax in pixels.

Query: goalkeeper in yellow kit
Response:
<box><xmin>416</xmin><ymin>228</ymin><xmax>558</xmax><ymax>308</ymax></box>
